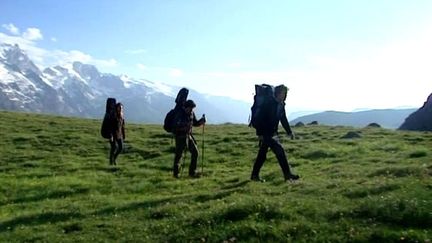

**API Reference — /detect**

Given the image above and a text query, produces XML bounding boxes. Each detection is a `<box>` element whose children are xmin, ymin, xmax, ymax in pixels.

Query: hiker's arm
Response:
<box><xmin>280</xmin><ymin>108</ymin><xmax>293</xmax><ymax>137</ymax></box>
<box><xmin>192</xmin><ymin>112</ymin><xmax>205</xmax><ymax>126</ymax></box>
<box><xmin>122</xmin><ymin>119</ymin><xmax>125</xmax><ymax>140</ymax></box>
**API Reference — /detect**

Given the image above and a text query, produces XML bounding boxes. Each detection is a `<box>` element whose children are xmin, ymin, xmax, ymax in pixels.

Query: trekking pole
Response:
<box><xmin>201</xmin><ymin>118</ymin><xmax>205</xmax><ymax>174</ymax></box>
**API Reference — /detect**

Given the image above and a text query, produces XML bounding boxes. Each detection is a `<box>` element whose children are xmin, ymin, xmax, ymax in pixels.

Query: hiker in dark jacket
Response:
<box><xmin>173</xmin><ymin>99</ymin><xmax>206</xmax><ymax>178</ymax></box>
<box><xmin>251</xmin><ymin>85</ymin><xmax>299</xmax><ymax>182</ymax></box>
<box><xmin>110</xmin><ymin>102</ymin><xmax>125</xmax><ymax>165</ymax></box>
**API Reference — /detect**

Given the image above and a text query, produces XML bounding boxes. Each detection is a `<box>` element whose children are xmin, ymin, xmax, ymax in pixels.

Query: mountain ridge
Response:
<box><xmin>399</xmin><ymin>93</ymin><xmax>432</xmax><ymax>131</ymax></box>
<box><xmin>290</xmin><ymin>108</ymin><xmax>417</xmax><ymax>129</ymax></box>
<box><xmin>0</xmin><ymin>42</ymin><xmax>250</xmax><ymax>124</ymax></box>
<box><xmin>1</xmin><ymin>42</ymin><xmax>421</xmax><ymax>127</ymax></box>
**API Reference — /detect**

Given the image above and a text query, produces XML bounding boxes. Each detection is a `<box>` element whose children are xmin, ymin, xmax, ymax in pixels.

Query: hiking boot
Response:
<box><xmin>189</xmin><ymin>172</ymin><xmax>201</xmax><ymax>178</ymax></box>
<box><xmin>250</xmin><ymin>175</ymin><xmax>265</xmax><ymax>182</ymax></box>
<box><xmin>285</xmin><ymin>174</ymin><xmax>300</xmax><ymax>181</ymax></box>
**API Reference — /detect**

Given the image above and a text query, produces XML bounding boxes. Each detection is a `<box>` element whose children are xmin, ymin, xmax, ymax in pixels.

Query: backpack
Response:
<box><xmin>163</xmin><ymin>105</ymin><xmax>181</xmax><ymax>133</ymax></box>
<box><xmin>163</xmin><ymin>88</ymin><xmax>189</xmax><ymax>133</ymax></box>
<box><xmin>101</xmin><ymin>97</ymin><xmax>116</xmax><ymax>139</ymax></box>
<box><xmin>249</xmin><ymin>84</ymin><xmax>275</xmax><ymax>130</ymax></box>
<box><xmin>175</xmin><ymin>87</ymin><xmax>189</xmax><ymax>105</ymax></box>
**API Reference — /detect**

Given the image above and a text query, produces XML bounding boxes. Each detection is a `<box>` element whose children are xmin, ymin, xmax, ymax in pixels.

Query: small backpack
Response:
<box><xmin>249</xmin><ymin>84</ymin><xmax>275</xmax><ymax>130</ymax></box>
<box><xmin>163</xmin><ymin>88</ymin><xmax>189</xmax><ymax>133</ymax></box>
<box><xmin>101</xmin><ymin>97</ymin><xmax>116</xmax><ymax>139</ymax></box>
<box><xmin>163</xmin><ymin>105</ymin><xmax>181</xmax><ymax>133</ymax></box>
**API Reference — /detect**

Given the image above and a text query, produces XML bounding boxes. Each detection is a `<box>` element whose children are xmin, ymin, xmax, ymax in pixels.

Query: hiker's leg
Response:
<box><xmin>188</xmin><ymin>136</ymin><xmax>199</xmax><ymax>176</ymax></box>
<box><xmin>113</xmin><ymin>139</ymin><xmax>123</xmax><ymax>163</ymax></box>
<box><xmin>268</xmin><ymin>137</ymin><xmax>293</xmax><ymax>177</ymax></box>
<box><xmin>109</xmin><ymin>140</ymin><xmax>116</xmax><ymax>165</ymax></box>
<box><xmin>173</xmin><ymin>135</ymin><xmax>187</xmax><ymax>177</ymax></box>
<box><xmin>251</xmin><ymin>138</ymin><xmax>269</xmax><ymax>178</ymax></box>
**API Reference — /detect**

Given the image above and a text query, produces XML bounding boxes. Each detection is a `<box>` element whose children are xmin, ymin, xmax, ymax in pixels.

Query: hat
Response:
<box><xmin>184</xmin><ymin>99</ymin><xmax>196</xmax><ymax>108</ymax></box>
<box><xmin>274</xmin><ymin>85</ymin><xmax>288</xmax><ymax>95</ymax></box>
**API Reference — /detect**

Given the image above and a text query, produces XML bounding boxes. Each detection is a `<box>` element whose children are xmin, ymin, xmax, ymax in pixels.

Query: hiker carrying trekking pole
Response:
<box><xmin>172</xmin><ymin>100</ymin><xmax>206</xmax><ymax>178</ymax></box>
<box><xmin>201</xmin><ymin>114</ymin><xmax>205</xmax><ymax>174</ymax></box>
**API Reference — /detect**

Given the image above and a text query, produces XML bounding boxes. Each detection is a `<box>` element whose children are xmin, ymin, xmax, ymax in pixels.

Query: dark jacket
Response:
<box><xmin>174</xmin><ymin>109</ymin><xmax>204</xmax><ymax>136</ymax></box>
<box><xmin>256</xmin><ymin>98</ymin><xmax>292</xmax><ymax>136</ymax></box>
<box><xmin>112</xmin><ymin>116</ymin><xmax>125</xmax><ymax>140</ymax></box>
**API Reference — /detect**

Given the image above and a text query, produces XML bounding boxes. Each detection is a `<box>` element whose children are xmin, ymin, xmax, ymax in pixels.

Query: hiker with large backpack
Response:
<box><xmin>109</xmin><ymin>102</ymin><xmax>126</xmax><ymax>165</ymax></box>
<box><xmin>172</xmin><ymin>99</ymin><xmax>206</xmax><ymax>178</ymax></box>
<box><xmin>163</xmin><ymin>88</ymin><xmax>189</xmax><ymax>134</ymax></box>
<box><xmin>164</xmin><ymin>88</ymin><xmax>206</xmax><ymax>178</ymax></box>
<box><xmin>101</xmin><ymin>97</ymin><xmax>117</xmax><ymax>140</ymax></box>
<box><xmin>250</xmin><ymin>84</ymin><xmax>299</xmax><ymax>182</ymax></box>
<box><xmin>100</xmin><ymin>98</ymin><xmax>126</xmax><ymax>166</ymax></box>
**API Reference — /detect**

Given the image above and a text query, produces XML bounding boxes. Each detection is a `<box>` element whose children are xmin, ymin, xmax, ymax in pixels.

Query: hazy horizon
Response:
<box><xmin>1</xmin><ymin>0</ymin><xmax>432</xmax><ymax>113</ymax></box>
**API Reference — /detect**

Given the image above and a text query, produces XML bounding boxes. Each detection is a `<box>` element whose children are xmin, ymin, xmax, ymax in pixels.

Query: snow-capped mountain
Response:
<box><xmin>0</xmin><ymin>43</ymin><xmax>250</xmax><ymax>123</ymax></box>
<box><xmin>0</xmin><ymin>43</ymin><xmax>75</xmax><ymax>115</ymax></box>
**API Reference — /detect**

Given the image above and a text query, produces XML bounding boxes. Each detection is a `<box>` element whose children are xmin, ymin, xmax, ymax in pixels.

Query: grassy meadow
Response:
<box><xmin>0</xmin><ymin>110</ymin><xmax>431</xmax><ymax>242</ymax></box>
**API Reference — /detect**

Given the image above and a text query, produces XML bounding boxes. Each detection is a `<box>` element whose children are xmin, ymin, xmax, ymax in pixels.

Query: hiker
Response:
<box><xmin>164</xmin><ymin>88</ymin><xmax>189</xmax><ymax>134</ymax></box>
<box><xmin>250</xmin><ymin>84</ymin><xmax>299</xmax><ymax>182</ymax></box>
<box><xmin>173</xmin><ymin>99</ymin><xmax>206</xmax><ymax>178</ymax></box>
<box><xmin>109</xmin><ymin>102</ymin><xmax>126</xmax><ymax>165</ymax></box>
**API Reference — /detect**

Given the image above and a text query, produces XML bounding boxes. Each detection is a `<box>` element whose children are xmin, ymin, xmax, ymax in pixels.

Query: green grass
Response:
<box><xmin>0</xmin><ymin>110</ymin><xmax>431</xmax><ymax>242</ymax></box>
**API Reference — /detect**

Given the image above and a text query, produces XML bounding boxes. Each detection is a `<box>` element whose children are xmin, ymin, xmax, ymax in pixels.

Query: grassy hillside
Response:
<box><xmin>0</xmin><ymin>111</ymin><xmax>430</xmax><ymax>242</ymax></box>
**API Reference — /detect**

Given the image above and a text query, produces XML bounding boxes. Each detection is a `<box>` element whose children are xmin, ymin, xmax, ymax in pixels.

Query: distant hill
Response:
<box><xmin>290</xmin><ymin>109</ymin><xmax>416</xmax><ymax>129</ymax></box>
<box><xmin>399</xmin><ymin>93</ymin><xmax>432</xmax><ymax>131</ymax></box>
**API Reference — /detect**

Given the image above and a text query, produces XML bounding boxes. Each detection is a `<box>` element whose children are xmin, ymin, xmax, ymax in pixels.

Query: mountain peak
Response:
<box><xmin>1</xmin><ymin>43</ymin><xmax>41</xmax><ymax>76</ymax></box>
<box><xmin>399</xmin><ymin>92</ymin><xmax>432</xmax><ymax>131</ymax></box>
<box><xmin>426</xmin><ymin>93</ymin><xmax>432</xmax><ymax>107</ymax></box>
<box><xmin>72</xmin><ymin>61</ymin><xmax>100</xmax><ymax>81</ymax></box>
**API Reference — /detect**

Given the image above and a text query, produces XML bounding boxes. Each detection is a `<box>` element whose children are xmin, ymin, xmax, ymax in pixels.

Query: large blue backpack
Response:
<box><xmin>249</xmin><ymin>84</ymin><xmax>275</xmax><ymax>131</ymax></box>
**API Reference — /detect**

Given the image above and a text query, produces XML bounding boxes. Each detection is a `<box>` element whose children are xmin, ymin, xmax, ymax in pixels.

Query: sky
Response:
<box><xmin>1</xmin><ymin>0</ymin><xmax>432</xmax><ymax>114</ymax></box>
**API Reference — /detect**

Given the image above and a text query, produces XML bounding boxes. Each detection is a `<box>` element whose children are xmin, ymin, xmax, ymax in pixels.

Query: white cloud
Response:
<box><xmin>51</xmin><ymin>37</ymin><xmax>57</xmax><ymax>42</ymax></box>
<box><xmin>94</xmin><ymin>58</ymin><xmax>117</xmax><ymax>68</ymax></box>
<box><xmin>2</xmin><ymin>23</ymin><xmax>20</xmax><ymax>35</ymax></box>
<box><xmin>66</xmin><ymin>50</ymin><xmax>92</xmax><ymax>63</ymax></box>
<box><xmin>22</xmin><ymin>28</ymin><xmax>43</xmax><ymax>41</ymax></box>
<box><xmin>47</xmin><ymin>50</ymin><xmax>117</xmax><ymax>68</ymax></box>
<box><xmin>0</xmin><ymin>31</ymin><xmax>117</xmax><ymax>71</ymax></box>
<box><xmin>0</xmin><ymin>32</ymin><xmax>36</xmax><ymax>48</ymax></box>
